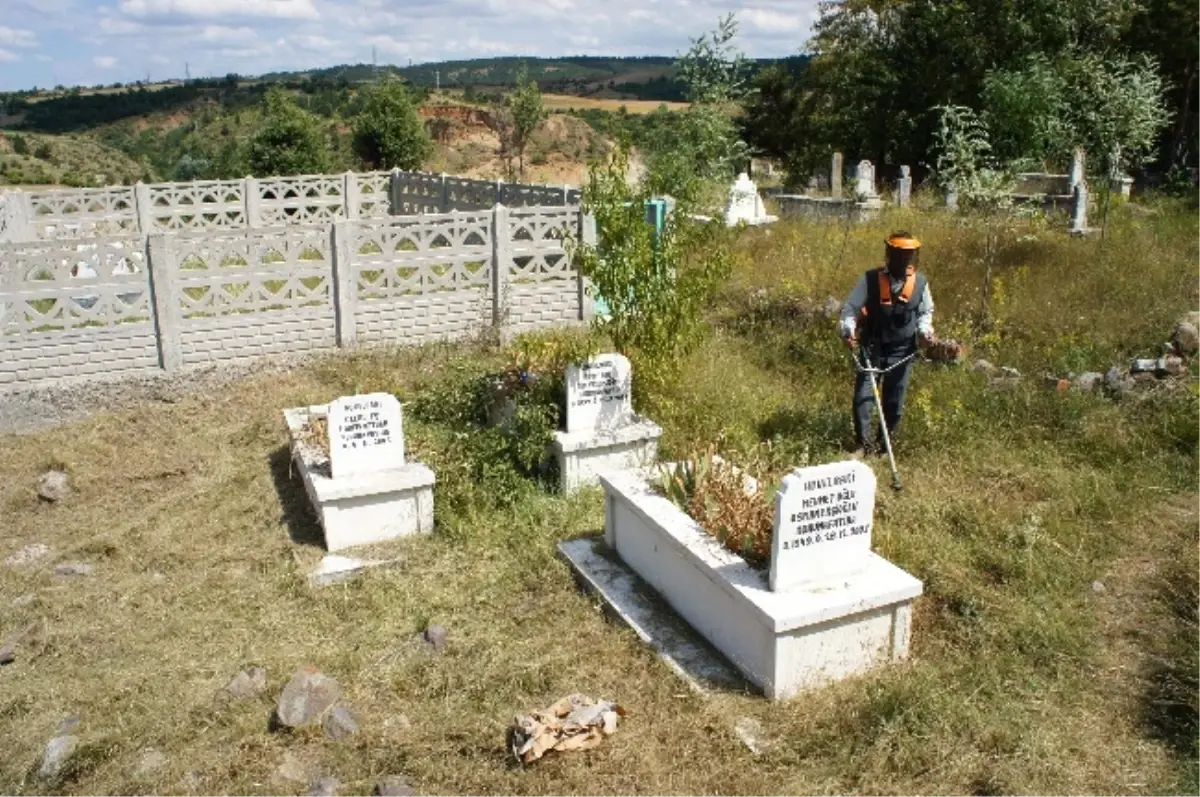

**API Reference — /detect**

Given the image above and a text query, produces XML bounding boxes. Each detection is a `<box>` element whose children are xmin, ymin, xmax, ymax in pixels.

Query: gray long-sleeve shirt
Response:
<box><xmin>838</xmin><ymin>271</ymin><xmax>935</xmax><ymax>340</ymax></box>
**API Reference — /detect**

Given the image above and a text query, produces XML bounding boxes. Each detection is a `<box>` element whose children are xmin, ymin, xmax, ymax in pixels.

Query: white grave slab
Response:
<box><xmin>328</xmin><ymin>393</ymin><xmax>405</xmax><ymax>479</ymax></box>
<box><xmin>565</xmin><ymin>353</ymin><xmax>633</xmax><ymax>433</ymax></box>
<box><xmin>769</xmin><ymin>460</ymin><xmax>876</xmax><ymax>592</ymax></box>
<box><xmin>724</xmin><ymin>173</ymin><xmax>778</xmax><ymax>227</ymax></box>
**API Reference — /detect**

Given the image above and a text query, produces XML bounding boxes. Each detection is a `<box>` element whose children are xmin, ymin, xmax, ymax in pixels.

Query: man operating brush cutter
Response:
<box><xmin>839</xmin><ymin>232</ymin><xmax>942</xmax><ymax>484</ymax></box>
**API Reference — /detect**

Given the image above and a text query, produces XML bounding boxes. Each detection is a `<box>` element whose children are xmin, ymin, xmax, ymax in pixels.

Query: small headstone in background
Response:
<box><xmin>328</xmin><ymin>393</ymin><xmax>404</xmax><ymax>479</ymax></box>
<box><xmin>276</xmin><ymin>667</ymin><xmax>342</xmax><ymax>729</ymax></box>
<box><xmin>770</xmin><ymin>460</ymin><xmax>877</xmax><ymax>592</ymax></box>
<box><xmin>830</xmin><ymin>152</ymin><xmax>844</xmax><ymax>199</ymax></box>
<box><xmin>0</xmin><ymin>642</ymin><xmax>14</xmax><ymax>666</ymax></box>
<box><xmin>373</xmin><ymin>776</ymin><xmax>415</xmax><ymax>796</ymax></box>
<box><xmin>220</xmin><ymin>666</ymin><xmax>267</xmax><ymax>702</ymax></box>
<box><xmin>53</xmin><ymin>562</ymin><xmax>93</xmax><ymax>577</ymax></box>
<box><xmin>971</xmin><ymin>359</ymin><xmax>996</xmax><ymax>375</ymax></box>
<box><xmin>37</xmin><ymin>470</ymin><xmax>71</xmax><ymax>503</ymax></box>
<box><xmin>565</xmin><ymin>353</ymin><xmax>633</xmax><ymax>434</ymax></box>
<box><xmin>897</xmin><ymin>165</ymin><xmax>912</xmax><ymax>207</ymax></box>
<box><xmin>853</xmin><ymin>160</ymin><xmax>878</xmax><ymax>199</ymax></box>
<box><xmin>5</xmin><ymin>543</ymin><xmax>51</xmax><ymax>567</ymax></box>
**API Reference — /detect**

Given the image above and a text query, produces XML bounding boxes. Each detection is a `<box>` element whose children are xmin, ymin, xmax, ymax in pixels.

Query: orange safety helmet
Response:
<box><xmin>885</xmin><ymin>232</ymin><xmax>921</xmax><ymax>250</ymax></box>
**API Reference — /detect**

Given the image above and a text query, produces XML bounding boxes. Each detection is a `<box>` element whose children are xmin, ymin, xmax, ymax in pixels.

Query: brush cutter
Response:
<box><xmin>851</xmin><ymin>347</ymin><xmax>915</xmax><ymax>491</ymax></box>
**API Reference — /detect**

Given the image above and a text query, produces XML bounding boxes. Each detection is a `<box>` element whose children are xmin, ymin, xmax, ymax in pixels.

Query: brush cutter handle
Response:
<box><xmin>851</xmin><ymin>349</ymin><xmax>916</xmax><ymax>376</ymax></box>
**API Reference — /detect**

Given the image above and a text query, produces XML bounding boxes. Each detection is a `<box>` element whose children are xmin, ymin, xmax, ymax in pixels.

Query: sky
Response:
<box><xmin>0</xmin><ymin>0</ymin><xmax>821</xmax><ymax>92</ymax></box>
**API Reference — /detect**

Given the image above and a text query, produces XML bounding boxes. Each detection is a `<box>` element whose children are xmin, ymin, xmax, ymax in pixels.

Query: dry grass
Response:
<box><xmin>1</xmin><ymin>199</ymin><xmax>1197</xmax><ymax>796</ymax></box>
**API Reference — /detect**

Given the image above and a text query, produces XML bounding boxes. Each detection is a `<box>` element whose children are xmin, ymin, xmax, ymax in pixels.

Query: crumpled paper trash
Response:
<box><xmin>508</xmin><ymin>693</ymin><xmax>626</xmax><ymax>764</ymax></box>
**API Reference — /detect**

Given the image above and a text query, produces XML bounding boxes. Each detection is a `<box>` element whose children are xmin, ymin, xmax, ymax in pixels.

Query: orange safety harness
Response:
<box><xmin>858</xmin><ymin>265</ymin><xmax>917</xmax><ymax>324</ymax></box>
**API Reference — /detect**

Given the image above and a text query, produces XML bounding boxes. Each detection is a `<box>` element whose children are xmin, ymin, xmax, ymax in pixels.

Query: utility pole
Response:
<box><xmin>372</xmin><ymin>46</ymin><xmax>378</xmax><ymax>82</ymax></box>
<box><xmin>435</xmin><ymin>70</ymin><xmax>440</xmax><ymax>92</ymax></box>
<box><xmin>185</xmin><ymin>61</ymin><xmax>190</xmax><ymax>81</ymax></box>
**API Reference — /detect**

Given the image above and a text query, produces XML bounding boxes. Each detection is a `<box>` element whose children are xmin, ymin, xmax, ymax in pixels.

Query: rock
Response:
<box><xmin>1161</xmin><ymin>355</ymin><xmax>1186</xmax><ymax>376</ymax></box>
<box><xmin>57</xmin><ymin>715</ymin><xmax>81</xmax><ymax>735</ymax></box>
<box><xmin>134</xmin><ymin>748</ymin><xmax>167</xmax><ymax>779</ymax></box>
<box><xmin>733</xmin><ymin>717</ymin><xmax>773</xmax><ymax>755</ymax></box>
<box><xmin>373</xmin><ymin>775</ymin><xmax>415</xmax><ymax>796</ymax></box>
<box><xmin>13</xmin><ymin>593</ymin><xmax>36</xmax><ymax>607</ymax></box>
<box><xmin>0</xmin><ymin>641</ymin><xmax>15</xmax><ymax>665</ymax></box>
<box><xmin>53</xmin><ymin>562</ymin><xmax>94</xmax><ymax>577</ymax></box>
<box><xmin>971</xmin><ymin>359</ymin><xmax>996</xmax><ymax>375</ymax></box>
<box><xmin>36</xmin><ymin>470</ymin><xmax>71</xmax><ymax>503</ymax></box>
<box><xmin>1104</xmin><ymin>367</ymin><xmax>1134</xmax><ymax>398</ymax></box>
<box><xmin>1131</xmin><ymin>357</ymin><xmax>1158</xmax><ymax>374</ymax></box>
<box><xmin>275</xmin><ymin>667</ymin><xmax>341</xmax><ymax>729</ymax></box>
<box><xmin>1000</xmin><ymin>366</ymin><xmax>1021</xmax><ymax>378</ymax></box>
<box><xmin>1073</xmin><ymin>372</ymin><xmax>1103</xmax><ymax>393</ymax></box>
<box><xmin>39</xmin><ymin>734</ymin><xmax>79</xmax><ymax>780</ymax></box>
<box><xmin>272</xmin><ymin>752</ymin><xmax>311</xmax><ymax>788</ymax></box>
<box><xmin>1092</xmin><ymin>580</ymin><xmax>1107</xmax><ymax>594</ymax></box>
<box><xmin>1172</xmin><ymin>320</ymin><xmax>1199</xmax><ymax>356</ymax></box>
<box><xmin>308</xmin><ymin>776</ymin><xmax>340</xmax><ymax>796</ymax></box>
<box><xmin>5</xmin><ymin>544</ymin><xmax>51</xmax><ymax>567</ymax></box>
<box><xmin>322</xmin><ymin>703</ymin><xmax>361</xmax><ymax>740</ymax></box>
<box><xmin>220</xmin><ymin>666</ymin><xmax>267</xmax><ymax>701</ymax></box>
<box><xmin>422</xmin><ymin>625</ymin><xmax>448</xmax><ymax>652</ymax></box>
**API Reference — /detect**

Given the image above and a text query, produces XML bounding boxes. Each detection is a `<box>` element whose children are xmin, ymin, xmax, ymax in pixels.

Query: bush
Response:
<box><xmin>246</xmin><ymin>87</ymin><xmax>329</xmax><ymax>177</ymax></box>
<box><xmin>351</xmin><ymin>77</ymin><xmax>431</xmax><ymax>171</ymax></box>
<box><xmin>10</xmin><ymin>134</ymin><xmax>28</xmax><ymax>155</ymax></box>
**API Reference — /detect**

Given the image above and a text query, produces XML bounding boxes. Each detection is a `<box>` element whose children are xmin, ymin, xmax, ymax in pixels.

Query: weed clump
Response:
<box><xmin>654</xmin><ymin>446</ymin><xmax>775</xmax><ymax>568</ymax></box>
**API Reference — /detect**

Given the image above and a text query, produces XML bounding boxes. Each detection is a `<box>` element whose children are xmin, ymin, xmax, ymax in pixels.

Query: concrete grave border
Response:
<box><xmin>596</xmin><ymin>467</ymin><xmax>923</xmax><ymax>700</ymax></box>
<box><xmin>283</xmin><ymin>404</ymin><xmax>435</xmax><ymax>552</ymax></box>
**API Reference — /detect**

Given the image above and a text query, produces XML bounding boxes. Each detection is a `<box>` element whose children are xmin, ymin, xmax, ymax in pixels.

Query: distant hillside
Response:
<box><xmin>261</xmin><ymin>54</ymin><xmax>809</xmax><ymax>102</ymax></box>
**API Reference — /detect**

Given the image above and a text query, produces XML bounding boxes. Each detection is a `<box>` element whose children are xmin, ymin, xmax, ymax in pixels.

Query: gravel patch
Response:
<box><xmin>0</xmin><ymin>355</ymin><xmax>320</xmax><ymax>436</ymax></box>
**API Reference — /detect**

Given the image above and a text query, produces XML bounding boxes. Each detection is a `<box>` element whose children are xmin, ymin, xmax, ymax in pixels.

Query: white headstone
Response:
<box><xmin>769</xmin><ymin>460</ymin><xmax>877</xmax><ymax>592</ymax></box>
<box><xmin>328</xmin><ymin>392</ymin><xmax>404</xmax><ymax>478</ymax></box>
<box><xmin>724</xmin><ymin>173</ymin><xmax>762</xmax><ymax>226</ymax></box>
<box><xmin>565</xmin><ymin>352</ymin><xmax>633</xmax><ymax>434</ymax></box>
<box><xmin>854</xmin><ymin>160</ymin><xmax>878</xmax><ymax>198</ymax></box>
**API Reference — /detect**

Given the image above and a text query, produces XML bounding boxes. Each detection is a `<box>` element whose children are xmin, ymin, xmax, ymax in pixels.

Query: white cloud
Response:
<box><xmin>199</xmin><ymin>25</ymin><xmax>260</xmax><ymax>45</ymax></box>
<box><xmin>118</xmin><ymin>0</ymin><xmax>319</xmax><ymax>20</ymax></box>
<box><xmin>2</xmin><ymin>0</ymin><xmax>821</xmax><ymax>91</ymax></box>
<box><xmin>94</xmin><ymin>55</ymin><xmax>119</xmax><ymax>68</ymax></box>
<box><xmin>0</xmin><ymin>48</ymin><xmax>20</xmax><ymax>63</ymax></box>
<box><xmin>0</xmin><ymin>26</ymin><xmax>38</xmax><ymax>48</ymax></box>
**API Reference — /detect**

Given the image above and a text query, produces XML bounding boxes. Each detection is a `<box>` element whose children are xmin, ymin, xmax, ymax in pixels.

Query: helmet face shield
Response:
<box><xmin>884</xmin><ymin>232</ymin><xmax>921</xmax><ymax>276</ymax></box>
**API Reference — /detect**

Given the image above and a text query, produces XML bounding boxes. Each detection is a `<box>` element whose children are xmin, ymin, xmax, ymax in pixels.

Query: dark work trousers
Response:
<box><xmin>852</xmin><ymin>347</ymin><xmax>915</xmax><ymax>448</ymax></box>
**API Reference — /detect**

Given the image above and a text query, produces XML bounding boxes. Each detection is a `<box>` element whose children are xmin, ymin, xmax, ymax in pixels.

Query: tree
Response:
<box><xmin>983</xmin><ymin>51</ymin><xmax>1171</xmax><ymax>177</ymax></box>
<box><xmin>1124</xmin><ymin>0</ymin><xmax>1199</xmax><ymax>171</ymax></box>
<box><xmin>351</xmin><ymin>77</ymin><xmax>431</xmax><ymax>171</ymax></box>
<box><xmin>748</xmin><ymin>0</ymin><xmax>1150</xmax><ymax>179</ymax></box>
<box><xmin>642</xmin><ymin>14</ymin><xmax>753</xmax><ymax>206</ymax></box>
<box><xmin>566</xmin><ymin>140</ymin><xmax>733</xmax><ymax>384</ymax></box>
<box><xmin>246</xmin><ymin>87</ymin><xmax>329</xmax><ymax>177</ymax></box>
<box><xmin>506</xmin><ymin>64</ymin><xmax>547</xmax><ymax>180</ymax></box>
